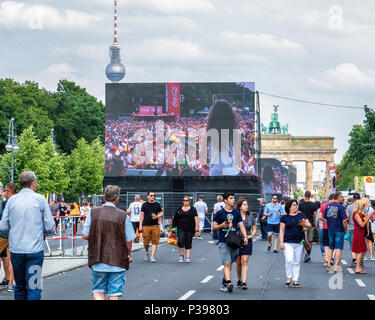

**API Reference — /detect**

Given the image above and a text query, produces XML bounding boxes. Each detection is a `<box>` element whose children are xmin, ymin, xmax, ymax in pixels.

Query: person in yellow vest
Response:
<box><xmin>69</xmin><ymin>202</ymin><xmax>81</xmax><ymax>236</ymax></box>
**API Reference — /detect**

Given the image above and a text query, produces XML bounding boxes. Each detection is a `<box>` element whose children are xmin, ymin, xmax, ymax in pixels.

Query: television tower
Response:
<box><xmin>105</xmin><ymin>0</ymin><xmax>125</xmax><ymax>82</ymax></box>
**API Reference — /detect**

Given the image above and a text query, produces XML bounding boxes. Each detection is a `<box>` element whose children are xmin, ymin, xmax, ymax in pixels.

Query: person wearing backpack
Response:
<box><xmin>213</xmin><ymin>192</ymin><xmax>248</xmax><ymax>293</ymax></box>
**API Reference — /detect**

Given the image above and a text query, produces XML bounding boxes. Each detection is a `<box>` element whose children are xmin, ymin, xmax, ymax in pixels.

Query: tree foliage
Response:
<box><xmin>337</xmin><ymin>105</ymin><xmax>375</xmax><ymax>190</ymax></box>
<box><xmin>0</xmin><ymin>125</ymin><xmax>104</xmax><ymax>197</ymax></box>
<box><xmin>67</xmin><ymin>138</ymin><xmax>105</xmax><ymax>196</ymax></box>
<box><xmin>0</xmin><ymin>78</ymin><xmax>105</xmax><ymax>156</ymax></box>
<box><xmin>0</xmin><ymin>127</ymin><xmax>70</xmax><ymax>194</ymax></box>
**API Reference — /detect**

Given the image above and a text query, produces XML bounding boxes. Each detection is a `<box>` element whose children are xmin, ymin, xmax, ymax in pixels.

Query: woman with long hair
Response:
<box><xmin>352</xmin><ymin>199</ymin><xmax>372</xmax><ymax>274</ymax></box>
<box><xmin>171</xmin><ymin>196</ymin><xmax>199</xmax><ymax>263</ymax></box>
<box><xmin>206</xmin><ymin>99</ymin><xmax>240</xmax><ymax>176</ymax></box>
<box><xmin>235</xmin><ymin>198</ymin><xmax>256</xmax><ymax>290</ymax></box>
<box><xmin>280</xmin><ymin>199</ymin><xmax>311</xmax><ymax>288</ymax></box>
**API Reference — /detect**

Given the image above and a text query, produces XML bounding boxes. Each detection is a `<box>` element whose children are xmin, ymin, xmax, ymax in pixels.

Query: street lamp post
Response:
<box><xmin>51</xmin><ymin>128</ymin><xmax>58</xmax><ymax>155</ymax></box>
<box><xmin>5</xmin><ymin>118</ymin><xmax>20</xmax><ymax>182</ymax></box>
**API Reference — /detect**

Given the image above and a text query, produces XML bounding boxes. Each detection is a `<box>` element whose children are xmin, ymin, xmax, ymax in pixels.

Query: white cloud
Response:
<box><xmin>0</xmin><ymin>1</ymin><xmax>102</xmax><ymax>30</ymax></box>
<box><xmin>81</xmin><ymin>0</ymin><xmax>216</xmax><ymax>14</ymax></box>
<box><xmin>326</xmin><ymin>63</ymin><xmax>375</xmax><ymax>85</ymax></box>
<box><xmin>129</xmin><ymin>38</ymin><xmax>202</xmax><ymax>64</ymax></box>
<box><xmin>219</xmin><ymin>31</ymin><xmax>306</xmax><ymax>54</ymax></box>
<box><xmin>308</xmin><ymin>63</ymin><xmax>375</xmax><ymax>89</ymax></box>
<box><xmin>42</xmin><ymin>63</ymin><xmax>77</xmax><ymax>75</ymax></box>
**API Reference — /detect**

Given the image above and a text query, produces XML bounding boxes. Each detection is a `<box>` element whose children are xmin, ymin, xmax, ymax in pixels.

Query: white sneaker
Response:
<box><xmin>364</xmin><ymin>256</ymin><xmax>368</xmax><ymax>261</ymax></box>
<box><xmin>179</xmin><ymin>256</ymin><xmax>184</xmax><ymax>263</ymax></box>
<box><xmin>185</xmin><ymin>258</ymin><xmax>191</xmax><ymax>263</ymax></box>
<box><xmin>198</xmin><ymin>236</ymin><xmax>203</xmax><ymax>240</ymax></box>
<box><xmin>145</xmin><ymin>252</ymin><xmax>150</xmax><ymax>261</ymax></box>
<box><xmin>370</xmin><ymin>257</ymin><xmax>375</xmax><ymax>261</ymax></box>
<box><xmin>150</xmin><ymin>256</ymin><xmax>156</xmax><ymax>263</ymax></box>
<box><xmin>193</xmin><ymin>236</ymin><xmax>196</xmax><ymax>240</ymax></box>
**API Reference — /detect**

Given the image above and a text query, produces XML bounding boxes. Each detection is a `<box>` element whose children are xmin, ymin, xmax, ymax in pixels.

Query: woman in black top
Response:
<box><xmin>280</xmin><ymin>199</ymin><xmax>311</xmax><ymax>288</ymax></box>
<box><xmin>172</xmin><ymin>196</ymin><xmax>198</xmax><ymax>263</ymax></box>
<box><xmin>235</xmin><ymin>198</ymin><xmax>256</xmax><ymax>290</ymax></box>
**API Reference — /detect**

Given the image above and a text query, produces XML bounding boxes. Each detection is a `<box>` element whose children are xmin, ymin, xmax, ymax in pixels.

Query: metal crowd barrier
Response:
<box><xmin>44</xmin><ymin>215</ymin><xmax>88</xmax><ymax>259</ymax></box>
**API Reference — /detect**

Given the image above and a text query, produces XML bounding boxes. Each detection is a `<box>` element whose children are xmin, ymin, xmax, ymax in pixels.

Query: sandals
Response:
<box><xmin>293</xmin><ymin>281</ymin><xmax>301</xmax><ymax>288</ymax></box>
<box><xmin>284</xmin><ymin>280</ymin><xmax>291</xmax><ymax>288</ymax></box>
<box><xmin>355</xmin><ymin>269</ymin><xmax>367</xmax><ymax>274</ymax></box>
<box><xmin>334</xmin><ymin>266</ymin><xmax>343</xmax><ymax>273</ymax></box>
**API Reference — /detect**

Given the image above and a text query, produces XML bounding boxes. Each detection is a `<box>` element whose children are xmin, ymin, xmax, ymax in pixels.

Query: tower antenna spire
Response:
<box><xmin>105</xmin><ymin>0</ymin><xmax>125</xmax><ymax>82</ymax></box>
<box><xmin>113</xmin><ymin>0</ymin><xmax>119</xmax><ymax>48</ymax></box>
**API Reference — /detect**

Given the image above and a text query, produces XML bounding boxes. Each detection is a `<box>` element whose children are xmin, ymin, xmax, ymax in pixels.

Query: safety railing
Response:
<box><xmin>44</xmin><ymin>215</ymin><xmax>88</xmax><ymax>259</ymax></box>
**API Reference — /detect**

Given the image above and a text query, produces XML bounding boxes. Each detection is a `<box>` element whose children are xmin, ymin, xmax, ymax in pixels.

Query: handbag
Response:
<box><xmin>225</xmin><ymin>231</ymin><xmax>243</xmax><ymax>249</ymax></box>
<box><xmin>167</xmin><ymin>228</ymin><xmax>178</xmax><ymax>246</ymax></box>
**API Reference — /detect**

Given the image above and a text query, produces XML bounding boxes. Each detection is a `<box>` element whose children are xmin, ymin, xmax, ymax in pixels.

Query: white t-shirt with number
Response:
<box><xmin>128</xmin><ymin>201</ymin><xmax>143</xmax><ymax>222</ymax></box>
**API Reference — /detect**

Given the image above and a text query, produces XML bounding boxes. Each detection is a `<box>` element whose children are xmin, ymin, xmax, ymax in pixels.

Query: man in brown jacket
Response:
<box><xmin>82</xmin><ymin>185</ymin><xmax>135</xmax><ymax>300</ymax></box>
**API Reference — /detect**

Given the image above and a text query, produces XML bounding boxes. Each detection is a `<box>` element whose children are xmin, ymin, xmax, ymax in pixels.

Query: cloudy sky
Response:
<box><xmin>1</xmin><ymin>0</ymin><xmax>374</xmax><ymax>182</ymax></box>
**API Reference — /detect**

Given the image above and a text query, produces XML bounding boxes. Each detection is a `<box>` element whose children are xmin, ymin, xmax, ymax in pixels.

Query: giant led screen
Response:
<box><xmin>105</xmin><ymin>82</ymin><xmax>256</xmax><ymax>177</ymax></box>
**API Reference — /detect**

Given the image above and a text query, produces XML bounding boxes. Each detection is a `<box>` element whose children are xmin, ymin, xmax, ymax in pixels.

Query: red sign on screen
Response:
<box><xmin>166</xmin><ymin>83</ymin><xmax>180</xmax><ymax>116</ymax></box>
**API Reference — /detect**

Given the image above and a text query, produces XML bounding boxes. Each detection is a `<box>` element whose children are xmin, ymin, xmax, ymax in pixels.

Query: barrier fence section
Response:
<box><xmin>44</xmin><ymin>215</ymin><xmax>88</xmax><ymax>259</ymax></box>
<box><xmin>47</xmin><ymin>192</ymin><xmax>263</xmax><ymax>258</ymax></box>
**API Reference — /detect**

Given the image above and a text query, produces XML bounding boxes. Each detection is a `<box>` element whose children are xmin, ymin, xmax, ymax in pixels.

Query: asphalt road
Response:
<box><xmin>2</xmin><ymin>231</ymin><xmax>374</xmax><ymax>300</ymax></box>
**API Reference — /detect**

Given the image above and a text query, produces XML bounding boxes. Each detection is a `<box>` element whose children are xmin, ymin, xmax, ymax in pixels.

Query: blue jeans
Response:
<box><xmin>10</xmin><ymin>250</ymin><xmax>44</xmax><ymax>300</ymax></box>
<box><xmin>260</xmin><ymin>221</ymin><xmax>268</xmax><ymax>239</ymax></box>
<box><xmin>318</xmin><ymin>229</ymin><xmax>325</xmax><ymax>255</ymax></box>
<box><xmin>348</xmin><ymin>229</ymin><xmax>354</xmax><ymax>251</ymax></box>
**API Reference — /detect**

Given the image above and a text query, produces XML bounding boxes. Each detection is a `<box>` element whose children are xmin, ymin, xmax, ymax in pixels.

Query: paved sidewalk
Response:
<box><xmin>0</xmin><ymin>237</ymin><xmax>168</xmax><ymax>280</ymax></box>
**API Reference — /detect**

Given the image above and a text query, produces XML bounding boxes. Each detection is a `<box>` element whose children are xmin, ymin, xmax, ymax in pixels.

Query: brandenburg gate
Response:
<box><xmin>260</xmin><ymin>106</ymin><xmax>336</xmax><ymax>192</ymax></box>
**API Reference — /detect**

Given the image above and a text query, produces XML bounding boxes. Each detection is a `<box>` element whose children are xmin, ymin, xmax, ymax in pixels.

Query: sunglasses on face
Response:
<box><xmin>183</xmin><ymin>199</ymin><xmax>189</xmax><ymax>202</ymax></box>
<box><xmin>149</xmin><ymin>195</ymin><xmax>155</xmax><ymax>197</ymax></box>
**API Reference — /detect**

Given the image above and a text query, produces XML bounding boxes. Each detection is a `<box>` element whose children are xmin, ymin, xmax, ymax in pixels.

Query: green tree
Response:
<box><xmin>52</xmin><ymin>80</ymin><xmax>105</xmax><ymax>155</ymax></box>
<box><xmin>0</xmin><ymin>78</ymin><xmax>105</xmax><ymax>157</ymax></box>
<box><xmin>337</xmin><ymin>105</ymin><xmax>375</xmax><ymax>190</ymax></box>
<box><xmin>67</xmin><ymin>138</ymin><xmax>104</xmax><ymax>197</ymax></box>
<box><xmin>293</xmin><ymin>187</ymin><xmax>304</xmax><ymax>200</ymax></box>
<box><xmin>0</xmin><ymin>126</ymin><xmax>70</xmax><ymax>195</ymax></box>
<box><xmin>0</xmin><ymin>79</ymin><xmax>55</xmax><ymax>152</ymax></box>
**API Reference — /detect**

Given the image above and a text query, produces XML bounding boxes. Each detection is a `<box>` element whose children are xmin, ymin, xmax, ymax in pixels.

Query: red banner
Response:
<box><xmin>166</xmin><ymin>83</ymin><xmax>180</xmax><ymax>116</ymax></box>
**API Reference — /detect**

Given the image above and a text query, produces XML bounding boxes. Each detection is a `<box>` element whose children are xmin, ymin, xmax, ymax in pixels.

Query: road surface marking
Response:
<box><xmin>341</xmin><ymin>260</ymin><xmax>347</xmax><ymax>265</ymax></box>
<box><xmin>368</xmin><ymin>295</ymin><xmax>375</xmax><ymax>300</ymax></box>
<box><xmin>347</xmin><ymin>268</ymin><xmax>355</xmax><ymax>274</ymax></box>
<box><xmin>201</xmin><ymin>275</ymin><xmax>214</xmax><ymax>283</ymax></box>
<box><xmin>355</xmin><ymin>279</ymin><xmax>366</xmax><ymax>287</ymax></box>
<box><xmin>178</xmin><ymin>290</ymin><xmax>196</xmax><ymax>300</ymax></box>
<box><xmin>217</xmin><ymin>265</ymin><xmax>224</xmax><ymax>271</ymax></box>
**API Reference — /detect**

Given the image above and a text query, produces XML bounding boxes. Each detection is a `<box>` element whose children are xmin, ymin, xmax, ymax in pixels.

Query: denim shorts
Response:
<box><xmin>328</xmin><ymin>231</ymin><xmax>345</xmax><ymax>250</ymax></box>
<box><xmin>91</xmin><ymin>270</ymin><xmax>127</xmax><ymax>297</ymax></box>
<box><xmin>267</xmin><ymin>223</ymin><xmax>280</xmax><ymax>235</ymax></box>
<box><xmin>219</xmin><ymin>243</ymin><xmax>239</xmax><ymax>264</ymax></box>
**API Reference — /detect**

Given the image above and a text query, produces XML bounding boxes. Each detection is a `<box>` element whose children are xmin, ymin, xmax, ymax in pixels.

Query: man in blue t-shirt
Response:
<box><xmin>323</xmin><ymin>192</ymin><xmax>348</xmax><ymax>272</ymax></box>
<box><xmin>264</xmin><ymin>194</ymin><xmax>285</xmax><ymax>253</ymax></box>
<box><xmin>213</xmin><ymin>192</ymin><xmax>248</xmax><ymax>293</ymax></box>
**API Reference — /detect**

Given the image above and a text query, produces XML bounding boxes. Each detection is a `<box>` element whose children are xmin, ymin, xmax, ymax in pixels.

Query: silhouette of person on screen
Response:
<box><xmin>206</xmin><ymin>99</ymin><xmax>241</xmax><ymax>176</ymax></box>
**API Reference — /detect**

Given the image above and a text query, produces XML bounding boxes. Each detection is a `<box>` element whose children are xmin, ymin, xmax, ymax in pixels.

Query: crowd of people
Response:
<box><xmin>2</xmin><ymin>170</ymin><xmax>375</xmax><ymax>300</ymax></box>
<box><xmin>258</xmin><ymin>190</ymin><xmax>375</xmax><ymax>287</ymax></box>
<box><xmin>48</xmin><ymin>201</ymin><xmax>92</xmax><ymax>233</ymax></box>
<box><xmin>105</xmin><ymin>109</ymin><xmax>256</xmax><ymax>177</ymax></box>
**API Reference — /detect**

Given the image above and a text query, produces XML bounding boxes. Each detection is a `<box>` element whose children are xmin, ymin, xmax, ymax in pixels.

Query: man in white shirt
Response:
<box><xmin>194</xmin><ymin>196</ymin><xmax>208</xmax><ymax>240</ymax></box>
<box><xmin>127</xmin><ymin>194</ymin><xmax>143</xmax><ymax>243</ymax></box>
